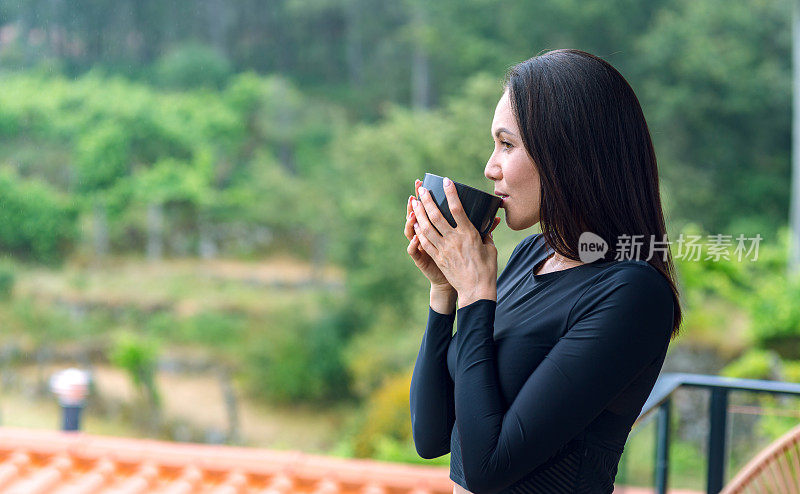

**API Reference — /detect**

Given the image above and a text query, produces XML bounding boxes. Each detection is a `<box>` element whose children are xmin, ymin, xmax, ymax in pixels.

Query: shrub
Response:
<box><xmin>109</xmin><ymin>332</ymin><xmax>162</xmax><ymax>408</ymax></box>
<box><xmin>0</xmin><ymin>167</ymin><xmax>78</xmax><ymax>264</ymax></box>
<box><xmin>342</xmin><ymin>305</ymin><xmax>423</xmax><ymax>398</ymax></box>
<box><xmin>243</xmin><ymin>305</ymin><xmax>352</xmax><ymax>404</ymax></box>
<box><xmin>782</xmin><ymin>360</ymin><xmax>800</xmax><ymax>383</ymax></box>
<box><xmin>351</xmin><ymin>369</ymin><xmax>414</xmax><ymax>458</ymax></box>
<box><xmin>747</xmin><ymin>273</ymin><xmax>800</xmax><ymax>359</ymax></box>
<box><xmin>0</xmin><ymin>259</ymin><xmax>15</xmax><ymax>299</ymax></box>
<box><xmin>154</xmin><ymin>42</ymin><xmax>232</xmax><ymax>90</ymax></box>
<box><xmin>720</xmin><ymin>348</ymin><xmax>781</xmax><ymax>380</ymax></box>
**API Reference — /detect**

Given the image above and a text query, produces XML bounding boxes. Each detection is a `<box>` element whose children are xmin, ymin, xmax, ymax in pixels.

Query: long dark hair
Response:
<box><xmin>503</xmin><ymin>49</ymin><xmax>682</xmax><ymax>339</ymax></box>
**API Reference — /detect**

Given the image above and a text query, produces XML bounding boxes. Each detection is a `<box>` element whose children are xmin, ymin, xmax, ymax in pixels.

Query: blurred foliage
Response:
<box><xmin>784</xmin><ymin>360</ymin><xmax>800</xmax><ymax>383</ymax></box>
<box><xmin>0</xmin><ymin>167</ymin><xmax>77</xmax><ymax>264</ymax></box>
<box><xmin>342</xmin><ymin>305</ymin><xmax>424</xmax><ymax>399</ymax></box>
<box><xmin>721</xmin><ymin>348</ymin><xmax>782</xmax><ymax>381</ymax></box>
<box><xmin>0</xmin><ymin>70</ymin><xmax>339</xmax><ymax>258</ymax></box>
<box><xmin>636</xmin><ymin>0</ymin><xmax>791</xmax><ymax>239</ymax></box>
<box><xmin>110</xmin><ymin>332</ymin><xmax>162</xmax><ymax>409</ymax></box>
<box><xmin>154</xmin><ymin>42</ymin><xmax>233</xmax><ymax>90</ymax></box>
<box><xmin>350</xmin><ymin>368</ymin><xmax>414</xmax><ymax>457</ymax></box>
<box><xmin>243</xmin><ymin>299</ymin><xmax>353</xmax><ymax>405</ymax></box>
<box><xmin>0</xmin><ymin>259</ymin><xmax>15</xmax><ymax>299</ymax></box>
<box><xmin>747</xmin><ymin>273</ymin><xmax>800</xmax><ymax>359</ymax></box>
<box><xmin>0</xmin><ymin>0</ymin><xmax>799</xmax><ymax>477</ymax></box>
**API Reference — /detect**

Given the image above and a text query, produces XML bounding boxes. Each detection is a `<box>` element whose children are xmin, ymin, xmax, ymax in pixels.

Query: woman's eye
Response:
<box><xmin>501</xmin><ymin>141</ymin><xmax>512</xmax><ymax>149</ymax></box>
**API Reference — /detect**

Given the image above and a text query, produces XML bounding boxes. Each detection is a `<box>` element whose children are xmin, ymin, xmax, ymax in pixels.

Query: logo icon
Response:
<box><xmin>578</xmin><ymin>231</ymin><xmax>608</xmax><ymax>263</ymax></box>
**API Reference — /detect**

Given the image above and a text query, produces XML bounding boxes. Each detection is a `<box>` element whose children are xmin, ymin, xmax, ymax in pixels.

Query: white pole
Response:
<box><xmin>791</xmin><ymin>0</ymin><xmax>800</xmax><ymax>276</ymax></box>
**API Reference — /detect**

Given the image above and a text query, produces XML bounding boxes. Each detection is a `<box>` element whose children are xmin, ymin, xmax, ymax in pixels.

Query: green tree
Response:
<box><xmin>635</xmin><ymin>0</ymin><xmax>792</xmax><ymax>238</ymax></box>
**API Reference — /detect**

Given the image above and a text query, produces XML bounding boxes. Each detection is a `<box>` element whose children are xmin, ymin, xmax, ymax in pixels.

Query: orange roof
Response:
<box><xmin>0</xmin><ymin>427</ymin><xmax>453</xmax><ymax>494</ymax></box>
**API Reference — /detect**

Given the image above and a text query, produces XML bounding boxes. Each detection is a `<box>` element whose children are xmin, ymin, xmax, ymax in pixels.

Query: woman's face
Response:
<box><xmin>485</xmin><ymin>89</ymin><xmax>542</xmax><ymax>231</ymax></box>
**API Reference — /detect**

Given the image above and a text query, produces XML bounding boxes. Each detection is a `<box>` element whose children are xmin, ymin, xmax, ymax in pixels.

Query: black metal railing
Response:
<box><xmin>634</xmin><ymin>373</ymin><xmax>800</xmax><ymax>494</ymax></box>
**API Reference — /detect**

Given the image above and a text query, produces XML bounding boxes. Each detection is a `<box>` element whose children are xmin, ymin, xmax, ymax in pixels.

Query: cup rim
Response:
<box><xmin>423</xmin><ymin>173</ymin><xmax>500</xmax><ymax>199</ymax></box>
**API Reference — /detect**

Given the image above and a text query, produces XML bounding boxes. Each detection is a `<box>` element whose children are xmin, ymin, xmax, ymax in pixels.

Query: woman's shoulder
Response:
<box><xmin>573</xmin><ymin>259</ymin><xmax>674</xmax><ymax>324</ymax></box>
<box><xmin>519</xmin><ymin>232</ymin><xmax>546</xmax><ymax>253</ymax></box>
<box><xmin>580</xmin><ymin>259</ymin><xmax>672</xmax><ymax>301</ymax></box>
<box><xmin>597</xmin><ymin>259</ymin><xmax>671</xmax><ymax>291</ymax></box>
<box><xmin>566</xmin><ymin>259</ymin><xmax>675</xmax><ymax>346</ymax></box>
<box><xmin>506</xmin><ymin>232</ymin><xmax>545</xmax><ymax>261</ymax></box>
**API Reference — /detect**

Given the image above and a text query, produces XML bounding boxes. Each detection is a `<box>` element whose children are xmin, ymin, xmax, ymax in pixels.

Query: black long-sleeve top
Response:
<box><xmin>409</xmin><ymin>233</ymin><xmax>675</xmax><ymax>493</ymax></box>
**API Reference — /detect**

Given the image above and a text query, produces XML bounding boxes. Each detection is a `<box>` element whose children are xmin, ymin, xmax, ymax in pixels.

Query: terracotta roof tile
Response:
<box><xmin>0</xmin><ymin>427</ymin><xmax>453</xmax><ymax>494</ymax></box>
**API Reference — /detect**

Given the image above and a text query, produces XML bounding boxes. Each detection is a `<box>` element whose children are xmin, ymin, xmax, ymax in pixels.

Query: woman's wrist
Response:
<box><xmin>430</xmin><ymin>285</ymin><xmax>457</xmax><ymax>315</ymax></box>
<box><xmin>456</xmin><ymin>286</ymin><xmax>497</xmax><ymax>310</ymax></box>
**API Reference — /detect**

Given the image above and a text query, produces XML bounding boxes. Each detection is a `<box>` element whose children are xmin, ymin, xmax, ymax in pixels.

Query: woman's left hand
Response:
<box><xmin>412</xmin><ymin>177</ymin><xmax>501</xmax><ymax>309</ymax></box>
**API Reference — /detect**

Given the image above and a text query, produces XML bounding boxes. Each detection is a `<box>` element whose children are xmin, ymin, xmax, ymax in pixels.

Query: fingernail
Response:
<box><xmin>443</xmin><ymin>177</ymin><xmax>452</xmax><ymax>187</ymax></box>
<box><xmin>419</xmin><ymin>187</ymin><xmax>427</xmax><ymax>196</ymax></box>
<box><xmin>412</xmin><ymin>199</ymin><xmax>418</xmax><ymax>208</ymax></box>
<box><xmin>414</xmin><ymin>222</ymin><xmax>419</xmax><ymax>229</ymax></box>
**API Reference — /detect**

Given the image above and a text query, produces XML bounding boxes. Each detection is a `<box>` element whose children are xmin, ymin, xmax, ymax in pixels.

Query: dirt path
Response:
<box><xmin>12</xmin><ymin>363</ymin><xmax>352</xmax><ymax>453</ymax></box>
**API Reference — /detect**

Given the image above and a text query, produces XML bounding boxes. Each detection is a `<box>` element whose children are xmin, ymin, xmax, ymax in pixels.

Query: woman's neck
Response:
<box><xmin>535</xmin><ymin>251</ymin><xmax>585</xmax><ymax>275</ymax></box>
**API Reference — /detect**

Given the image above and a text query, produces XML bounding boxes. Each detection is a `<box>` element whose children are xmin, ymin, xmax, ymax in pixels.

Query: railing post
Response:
<box><xmin>707</xmin><ymin>387</ymin><xmax>728</xmax><ymax>494</ymax></box>
<box><xmin>637</xmin><ymin>374</ymin><xmax>800</xmax><ymax>494</ymax></box>
<box><xmin>655</xmin><ymin>398</ymin><xmax>670</xmax><ymax>494</ymax></box>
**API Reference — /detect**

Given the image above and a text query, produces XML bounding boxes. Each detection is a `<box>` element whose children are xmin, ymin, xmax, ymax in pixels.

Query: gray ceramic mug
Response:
<box><xmin>419</xmin><ymin>173</ymin><xmax>502</xmax><ymax>239</ymax></box>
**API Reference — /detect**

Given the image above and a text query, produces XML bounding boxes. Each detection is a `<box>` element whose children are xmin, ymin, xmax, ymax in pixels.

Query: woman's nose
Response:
<box><xmin>485</xmin><ymin>159</ymin><xmax>501</xmax><ymax>181</ymax></box>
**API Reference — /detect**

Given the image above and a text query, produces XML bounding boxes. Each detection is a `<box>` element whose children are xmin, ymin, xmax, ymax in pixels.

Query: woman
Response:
<box><xmin>404</xmin><ymin>49</ymin><xmax>682</xmax><ymax>494</ymax></box>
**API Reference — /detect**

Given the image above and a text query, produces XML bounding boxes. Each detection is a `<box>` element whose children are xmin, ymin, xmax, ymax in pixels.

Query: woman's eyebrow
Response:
<box><xmin>493</xmin><ymin>127</ymin><xmax>516</xmax><ymax>139</ymax></box>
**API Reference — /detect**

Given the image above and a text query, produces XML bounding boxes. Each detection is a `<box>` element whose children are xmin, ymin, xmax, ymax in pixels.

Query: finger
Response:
<box><xmin>412</xmin><ymin>194</ymin><xmax>443</xmax><ymax>249</ymax></box>
<box><xmin>408</xmin><ymin>234</ymin><xmax>420</xmax><ymax>256</ymax></box>
<box><xmin>407</xmin><ymin>195</ymin><xmax>414</xmax><ymax>217</ymax></box>
<box><xmin>411</xmin><ymin>234</ymin><xmax>425</xmax><ymax>254</ymax></box>
<box><xmin>406</xmin><ymin>211</ymin><xmax>425</xmax><ymax>253</ymax></box>
<box><xmin>417</xmin><ymin>186</ymin><xmax>454</xmax><ymax>237</ymax></box>
<box><xmin>414</xmin><ymin>226</ymin><xmax>440</xmax><ymax>258</ymax></box>
<box><xmin>404</xmin><ymin>210</ymin><xmax>416</xmax><ymax>240</ymax></box>
<box><xmin>409</xmin><ymin>234</ymin><xmax>427</xmax><ymax>257</ymax></box>
<box><xmin>489</xmin><ymin>217</ymin><xmax>501</xmax><ymax>234</ymax></box>
<box><xmin>442</xmin><ymin>177</ymin><xmax>473</xmax><ymax>233</ymax></box>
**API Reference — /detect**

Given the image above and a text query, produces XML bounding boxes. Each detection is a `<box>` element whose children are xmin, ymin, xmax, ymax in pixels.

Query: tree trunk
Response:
<box><xmin>93</xmin><ymin>201</ymin><xmax>109</xmax><ymax>260</ymax></box>
<box><xmin>198</xmin><ymin>212</ymin><xmax>217</xmax><ymax>259</ymax></box>
<box><xmin>410</xmin><ymin>3</ymin><xmax>432</xmax><ymax>110</ymax></box>
<box><xmin>345</xmin><ymin>0</ymin><xmax>365</xmax><ymax>89</ymax></box>
<box><xmin>276</xmin><ymin>81</ymin><xmax>298</xmax><ymax>176</ymax></box>
<box><xmin>147</xmin><ymin>202</ymin><xmax>164</xmax><ymax>260</ymax></box>
<box><xmin>206</xmin><ymin>0</ymin><xmax>231</xmax><ymax>56</ymax></box>
<box><xmin>218</xmin><ymin>367</ymin><xmax>240</xmax><ymax>444</ymax></box>
<box><xmin>311</xmin><ymin>231</ymin><xmax>327</xmax><ymax>285</ymax></box>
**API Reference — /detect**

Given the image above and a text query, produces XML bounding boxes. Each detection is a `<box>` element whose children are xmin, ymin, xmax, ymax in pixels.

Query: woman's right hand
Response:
<box><xmin>405</xmin><ymin>179</ymin><xmax>452</xmax><ymax>290</ymax></box>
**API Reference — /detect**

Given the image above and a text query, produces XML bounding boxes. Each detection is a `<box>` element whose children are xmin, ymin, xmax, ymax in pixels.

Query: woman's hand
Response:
<box><xmin>412</xmin><ymin>177</ymin><xmax>501</xmax><ymax>308</ymax></box>
<box><xmin>405</xmin><ymin>179</ymin><xmax>452</xmax><ymax>290</ymax></box>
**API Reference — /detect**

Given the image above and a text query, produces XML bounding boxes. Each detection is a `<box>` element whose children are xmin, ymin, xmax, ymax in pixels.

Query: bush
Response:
<box><xmin>154</xmin><ymin>42</ymin><xmax>232</xmax><ymax>90</ymax></box>
<box><xmin>342</xmin><ymin>305</ymin><xmax>423</xmax><ymax>398</ymax></box>
<box><xmin>747</xmin><ymin>273</ymin><xmax>800</xmax><ymax>359</ymax></box>
<box><xmin>351</xmin><ymin>369</ymin><xmax>415</xmax><ymax>458</ymax></box>
<box><xmin>783</xmin><ymin>360</ymin><xmax>800</xmax><ymax>383</ymax></box>
<box><xmin>0</xmin><ymin>260</ymin><xmax>15</xmax><ymax>299</ymax></box>
<box><xmin>0</xmin><ymin>167</ymin><xmax>78</xmax><ymax>264</ymax></box>
<box><xmin>720</xmin><ymin>348</ymin><xmax>781</xmax><ymax>380</ymax></box>
<box><xmin>243</xmin><ymin>305</ymin><xmax>352</xmax><ymax>404</ymax></box>
<box><xmin>109</xmin><ymin>332</ymin><xmax>162</xmax><ymax>408</ymax></box>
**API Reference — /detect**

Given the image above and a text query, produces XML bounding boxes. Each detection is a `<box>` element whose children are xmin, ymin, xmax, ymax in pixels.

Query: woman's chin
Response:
<box><xmin>506</xmin><ymin>214</ymin><xmax>540</xmax><ymax>231</ymax></box>
<box><xmin>505</xmin><ymin>217</ymin><xmax>522</xmax><ymax>231</ymax></box>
